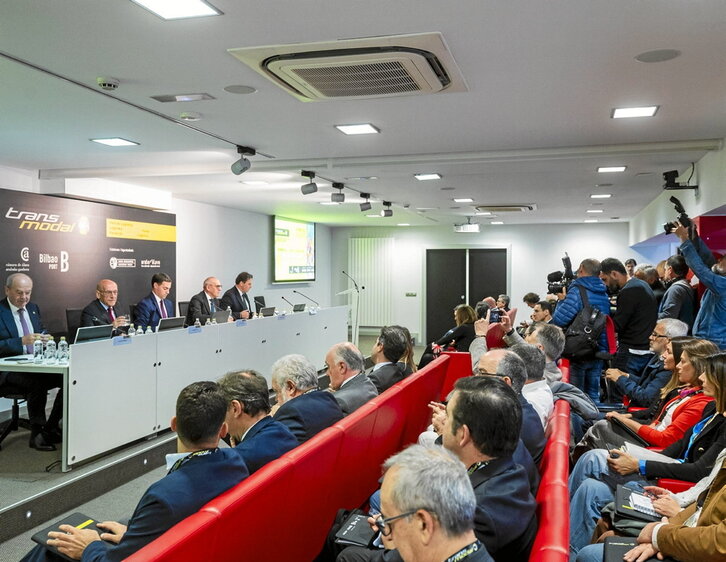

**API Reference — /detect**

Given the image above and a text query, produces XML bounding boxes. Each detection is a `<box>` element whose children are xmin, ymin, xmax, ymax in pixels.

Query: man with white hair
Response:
<box><xmin>325</xmin><ymin>342</ymin><xmax>378</xmax><ymax>415</ymax></box>
<box><xmin>271</xmin><ymin>353</ymin><xmax>343</xmax><ymax>443</ymax></box>
<box><xmin>374</xmin><ymin>445</ymin><xmax>493</xmax><ymax>562</ymax></box>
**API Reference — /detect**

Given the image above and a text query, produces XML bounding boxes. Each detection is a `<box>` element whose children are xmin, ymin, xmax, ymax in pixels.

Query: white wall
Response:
<box><xmin>330</xmin><ymin>222</ymin><xmax>648</xmax><ymax>342</ymax></box>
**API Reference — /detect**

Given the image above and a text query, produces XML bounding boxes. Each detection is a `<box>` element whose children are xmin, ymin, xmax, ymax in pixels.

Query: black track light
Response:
<box><xmin>301</xmin><ymin>170</ymin><xmax>318</xmax><ymax>195</ymax></box>
<box><xmin>231</xmin><ymin>145</ymin><xmax>255</xmax><ymax>175</ymax></box>
<box><xmin>331</xmin><ymin>182</ymin><xmax>345</xmax><ymax>203</ymax></box>
<box><xmin>359</xmin><ymin>192</ymin><xmax>372</xmax><ymax>212</ymax></box>
<box><xmin>380</xmin><ymin>201</ymin><xmax>393</xmax><ymax>217</ymax></box>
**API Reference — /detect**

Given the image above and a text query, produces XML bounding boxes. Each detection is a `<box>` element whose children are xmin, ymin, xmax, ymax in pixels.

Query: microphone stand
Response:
<box><xmin>340</xmin><ymin>270</ymin><xmax>363</xmax><ymax>348</ymax></box>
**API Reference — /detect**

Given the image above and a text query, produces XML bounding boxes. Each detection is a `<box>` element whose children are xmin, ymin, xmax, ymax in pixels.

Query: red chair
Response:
<box><xmin>657</xmin><ymin>478</ymin><xmax>694</xmax><ymax>493</ymax></box>
<box><xmin>605</xmin><ymin>315</ymin><xmax>617</xmax><ymax>355</ymax></box>
<box><xmin>486</xmin><ymin>322</ymin><xmax>506</xmax><ymax>349</ymax></box>
<box><xmin>507</xmin><ymin>307</ymin><xmax>518</xmax><ymax>325</ymax></box>
<box><xmin>440</xmin><ymin>351</ymin><xmax>472</xmax><ymax>401</ymax></box>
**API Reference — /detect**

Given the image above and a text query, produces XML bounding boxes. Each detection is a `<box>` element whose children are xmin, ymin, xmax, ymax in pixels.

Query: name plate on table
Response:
<box><xmin>277</xmin><ymin>314</ymin><xmax>286</xmax><ymax>320</ymax></box>
<box><xmin>235</xmin><ymin>320</ymin><xmax>247</xmax><ymax>327</ymax></box>
<box><xmin>112</xmin><ymin>336</ymin><xmax>132</xmax><ymax>346</ymax></box>
<box><xmin>187</xmin><ymin>326</ymin><xmax>202</xmax><ymax>334</ymax></box>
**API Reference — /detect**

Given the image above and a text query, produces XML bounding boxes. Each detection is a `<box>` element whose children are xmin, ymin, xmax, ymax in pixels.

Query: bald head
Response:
<box><xmin>475</xmin><ymin>349</ymin><xmax>528</xmax><ymax>394</ymax></box>
<box><xmin>96</xmin><ymin>279</ymin><xmax>118</xmax><ymax>307</ymax></box>
<box><xmin>203</xmin><ymin>277</ymin><xmax>222</xmax><ymax>299</ymax></box>
<box><xmin>5</xmin><ymin>273</ymin><xmax>33</xmax><ymax>308</ymax></box>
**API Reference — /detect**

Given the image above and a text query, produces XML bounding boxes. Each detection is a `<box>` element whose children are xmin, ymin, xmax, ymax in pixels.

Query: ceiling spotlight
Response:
<box><xmin>331</xmin><ymin>182</ymin><xmax>345</xmax><ymax>203</ymax></box>
<box><xmin>414</xmin><ymin>173</ymin><xmax>441</xmax><ymax>181</ymax></box>
<box><xmin>301</xmin><ymin>170</ymin><xmax>318</xmax><ymax>195</ymax></box>
<box><xmin>359</xmin><ymin>192</ymin><xmax>372</xmax><ymax>212</ymax></box>
<box><xmin>380</xmin><ymin>201</ymin><xmax>393</xmax><ymax>217</ymax></box>
<box><xmin>231</xmin><ymin>145</ymin><xmax>255</xmax><ymax>175</ymax></box>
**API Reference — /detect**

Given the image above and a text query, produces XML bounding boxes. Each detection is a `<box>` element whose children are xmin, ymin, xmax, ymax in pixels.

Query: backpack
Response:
<box><xmin>562</xmin><ymin>285</ymin><xmax>607</xmax><ymax>360</ymax></box>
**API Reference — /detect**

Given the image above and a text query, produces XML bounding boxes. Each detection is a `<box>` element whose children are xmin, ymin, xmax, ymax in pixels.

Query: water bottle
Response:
<box><xmin>57</xmin><ymin>336</ymin><xmax>69</xmax><ymax>365</ymax></box>
<box><xmin>194</xmin><ymin>318</ymin><xmax>202</xmax><ymax>328</ymax></box>
<box><xmin>44</xmin><ymin>337</ymin><xmax>57</xmax><ymax>364</ymax></box>
<box><xmin>33</xmin><ymin>335</ymin><xmax>43</xmax><ymax>363</ymax></box>
<box><xmin>227</xmin><ymin>307</ymin><xmax>233</xmax><ymax>322</ymax></box>
<box><xmin>128</xmin><ymin>324</ymin><xmax>136</xmax><ymax>337</ymax></box>
<box><xmin>145</xmin><ymin>325</ymin><xmax>153</xmax><ymax>335</ymax></box>
<box><xmin>205</xmin><ymin>317</ymin><xmax>212</xmax><ymax>326</ymax></box>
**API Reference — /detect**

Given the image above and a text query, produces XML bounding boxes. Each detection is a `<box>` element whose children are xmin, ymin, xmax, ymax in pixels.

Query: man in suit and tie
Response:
<box><xmin>134</xmin><ymin>273</ymin><xmax>174</xmax><ymax>331</ymax></box>
<box><xmin>325</xmin><ymin>342</ymin><xmax>378</xmax><ymax>415</ymax></box>
<box><xmin>366</xmin><ymin>326</ymin><xmax>408</xmax><ymax>393</ymax></box>
<box><xmin>80</xmin><ymin>279</ymin><xmax>128</xmax><ymax>334</ymax></box>
<box><xmin>219</xmin><ymin>272</ymin><xmax>254</xmax><ymax>320</ymax></box>
<box><xmin>0</xmin><ymin>273</ymin><xmax>62</xmax><ymax>450</ymax></box>
<box><xmin>218</xmin><ymin>369</ymin><xmax>298</xmax><ymax>474</ymax></box>
<box><xmin>185</xmin><ymin>277</ymin><xmax>223</xmax><ymax>326</ymax></box>
<box><xmin>271</xmin><ymin>354</ymin><xmax>344</xmax><ymax>444</ymax></box>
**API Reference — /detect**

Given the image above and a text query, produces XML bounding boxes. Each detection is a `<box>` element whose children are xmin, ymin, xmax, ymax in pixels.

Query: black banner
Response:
<box><xmin>0</xmin><ymin>188</ymin><xmax>176</xmax><ymax>334</ymax></box>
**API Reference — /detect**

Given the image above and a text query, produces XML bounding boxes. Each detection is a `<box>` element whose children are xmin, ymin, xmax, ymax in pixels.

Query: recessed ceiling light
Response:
<box><xmin>416</xmin><ymin>207</ymin><xmax>437</xmax><ymax>211</ymax></box>
<box><xmin>129</xmin><ymin>0</ymin><xmax>222</xmax><ymax>20</ymax></box>
<box><xmin>612</xmin><ymin>106</ymin><xmax>659</xmax><ymax>118</ymax></box>
<box><xmin>491</xmin><ymin>221</ymin><xmax>504</xmax><ymax>225</ymax></box>
<box><xmin>346</xmin><ymin>176</ymin><xmax>378</xmax><ymax>181</ymax></box>
<box><xmin>475</xmin><ymin>211</ymin><xmax>492</xmax><ymax>216</ymax></box>
<box><xmin>241</xmin><ymin>180</ymin><xmax>268</xmax><ymax>185</ymax></box>
<box><xmin>320</xmin><ymin>201</ymin><xmax>340</xmax><ymax>206</ymax></box>
<box><xmin>366</xmin><ymin>214</ymin><xmax>381</xmax><ymax>218</ymax></box>
<box><xmin>598</xmin><ymin>166</ymin><xmax>626</xmax><ymax>173</ymax></box>
<box><xmin>635</xmin><ymin>172</ymin><xmax>654</xmax><ymax>177</ymax></box>
<box><xmin>453</xmin><ymin>198</ymin><xmax>474</xmax><ymax>203</ymax></box>
<box><xmin>397</xmin><ymin>223</ymin><xmax>410</xmax><ymax>227</ymax></box>
<box><xmin>415</xmin><ymin>173</ymin><xmax>441</xmax><ymax>181</ymax></box>
<box><xmin>635</xmin><ymin>49</ymin><xmax>681</xmax><ymax>63</ymax></box>
<box><xmin>335</xmin><ymin>123</ymin><xmax>380</xmax><ymax>135</ymax></box>
<box><xmin>151</xmin><ymin>93</ymin><xmax>215</xmax><ymax>103</ymax></box>
<box><xmin>584</xmin><ymin>219</ymin><xmax>599</xmax><ymax>223</ymax></box>
<box><xmin>90</xmin><ymin>137</ymin><xmax>139</xmax><ymax>147</ymax></box>
<box><xmin>587</xmin><ymin>209</ymin><xmax>604</xmax><ymax>213</ymax></box>
<box><xmin>590</xmin><ymin>194</ymin><xmax>611</xmax><ymax>199</ymax></box>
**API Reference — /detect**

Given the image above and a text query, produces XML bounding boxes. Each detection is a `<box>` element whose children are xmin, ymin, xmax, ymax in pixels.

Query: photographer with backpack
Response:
<box><xmin>552</xmin><ymin>258</ymin><xmax>611</xmax><ymax>402</ymax></box>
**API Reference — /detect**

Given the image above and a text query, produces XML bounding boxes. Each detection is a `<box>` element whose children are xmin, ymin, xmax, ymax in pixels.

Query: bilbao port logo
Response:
<box><xmin>5</xmin><ymin>206</ymin><xmax>88</xmax><ymax>234</ymax></box>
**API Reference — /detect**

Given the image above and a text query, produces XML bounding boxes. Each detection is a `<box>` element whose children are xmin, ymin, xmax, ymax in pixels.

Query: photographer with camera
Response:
<box><xmin>672</xmin><ymin>222</ymin><xmax>726</xmax><ymax>349</ymax></box>
<box><xmin>551</xmin><ymin>259</ymin><xmax>611</xmax><ymax>401</ymax></box>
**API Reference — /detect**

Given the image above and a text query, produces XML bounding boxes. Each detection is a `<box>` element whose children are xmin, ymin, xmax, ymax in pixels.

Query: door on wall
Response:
<box><xmin>425</xmin><ymin>248</ymin><xmax>507</xmax><ymax>343</ymax></box>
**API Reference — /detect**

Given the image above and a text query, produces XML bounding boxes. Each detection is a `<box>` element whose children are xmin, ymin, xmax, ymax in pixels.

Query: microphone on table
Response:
<box><xmin>342</xmin><ymin>270</ymin><xmax>365</xmax><ymax>291</ymax></box>
<box><xmin>292</xmin><ymin>290</ymin><xmax>319</xmax><ymax>307</ymax></box>
<box><xmin>281</xmin><ymin>296</ymin><xmax>295</xmax><ymax>308</ymax></box>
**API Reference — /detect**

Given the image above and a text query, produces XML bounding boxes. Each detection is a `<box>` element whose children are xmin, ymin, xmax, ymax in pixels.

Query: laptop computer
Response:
<box><xmin>254</xmin><ymin>296</ymin><xmax>266</xmax><ymax>314</ymax></box>
<box><xmin>292</xmin><ymin>303</ymin><xmax>306</xmax><ymax>313</ymax></box>
<box><xmin>157</xmin><ymin>316</ymin><xmax>186</xmax><ymax>332</ymax></box>
<box><xmin>213</xmin><ymin>310</ymin><xmax>230</xmax><ymax>323</ymax></box>
<box><xmin>74</xmin><ymin>325</ymin><xmax>113</xmax><ymax>344</ymax></box>
<box><xmin>260</xmin><ymin>306</ymin><xmax>276</xmax><ymax>317</ymax></box>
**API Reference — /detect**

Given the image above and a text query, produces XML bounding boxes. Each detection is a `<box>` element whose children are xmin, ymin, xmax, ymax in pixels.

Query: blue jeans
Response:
<box><xmin>570</xmin><ymin>359</ymin><xmax>603</xmax><ymax>402</ymax></box>
<box><xmin>576</xmin><ymin>543</ymin><xmax>604</xmax><ymax>562</ymax></box>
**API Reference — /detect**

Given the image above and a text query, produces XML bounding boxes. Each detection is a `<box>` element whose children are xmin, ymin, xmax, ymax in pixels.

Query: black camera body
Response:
<box><xmin>489</xmin><ymin>308</ymin><xmax>504</xmax><ymax>323</ymax></box>
<box><xmin>547</xmin><ymin>253</ymin><xmax>575</xmax><ymax>294</ymax></box>
<box><xmin>663</xmin><ymin>196</ymin><xmax>692</xmax><ymax>235</ymax></box>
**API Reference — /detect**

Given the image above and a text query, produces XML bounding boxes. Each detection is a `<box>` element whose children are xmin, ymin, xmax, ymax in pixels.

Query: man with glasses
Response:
<box><xmin>603</xmin><ymin>318</ymin><xmax>687</xmax><ymax>407</ymax></box>
<box><xmin>338</xmin><ymin>377</ymin><xmax>537</xmax><ymax>562</ymax></box>
<box><xmin>185</xmin><ymin>276</ymin><xmax>224</xmax><ymax>326</ymax></box>
<box><xmin>81</xmin><ymin>279</ymin><xmax>128</xmax><ymax>334</ymax></box>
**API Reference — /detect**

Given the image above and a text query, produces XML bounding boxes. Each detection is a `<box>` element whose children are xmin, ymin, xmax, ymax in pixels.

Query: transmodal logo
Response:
<box><xmin>5</xmin><ymin>206</ymin><xmax>79</xmax><ymax>233</ymax></box>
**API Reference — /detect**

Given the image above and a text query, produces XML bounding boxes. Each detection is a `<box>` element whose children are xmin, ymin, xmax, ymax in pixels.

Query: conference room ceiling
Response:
<box><xmin>1</xmin><ymin>1</ymin><xmax>725</xmax><ymax>227</ymax></box>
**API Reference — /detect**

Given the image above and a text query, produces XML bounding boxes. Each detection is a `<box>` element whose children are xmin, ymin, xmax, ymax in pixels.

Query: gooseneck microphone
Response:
<box><xmin>342</xmin><ymin>270</ymin><xmax>365</xmax><ymax>291</ymax></box>
<box><xmin>292</xmin><ymin>290</ymin><xmax>319</xmax><ymax>306</ymax></box>
<box><xmin>281</xmin><ymin>296</ymin><xmax>295</xmax><ymax>308</ymax></box>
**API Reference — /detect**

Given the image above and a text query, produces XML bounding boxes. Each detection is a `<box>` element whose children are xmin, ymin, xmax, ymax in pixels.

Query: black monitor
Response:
<box><xmin>74</xmin><ymin>325</ymin><xmax>113</xmax><ymax>344</ymax></box>
<box><xmin>157</xmin><ymin>316</ymin><xmax>186</xmax><ymax>332</ymax></box>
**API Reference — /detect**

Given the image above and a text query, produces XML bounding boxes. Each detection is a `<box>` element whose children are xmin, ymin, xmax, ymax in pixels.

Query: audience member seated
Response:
<box><xmin>271</xmin><ymin>354</ymin><xmax>344</xmax><ymax>444</ymax></box>
<box><xmin>325</xmin><ymin>342</ymin><xmax>378</xmax><ymax>415</ymax></box>
<box><xmin>658</xmin><ymin>254</ymin><xmax>697</xmax><ymax>331</ymax></box>
<box><xmin>575</xmin><ymin>338</ymin><xmax>717</xmax><ymax>454</ymax></box>
<box><xmin>217</xmin><ymin>369</ymin><xmax>298</xmax><ymax>474</ymax></box>
<box><xmin>496</xmin><ymin>294</ymin><xmax>511</xmax><ymax>312</ymax></box>
<box><xmin>575</xmin><ymin>455</ymin><xmax>726</xmax><ymax>562</ymax></box>
<box><xmin>21</xmin><ymin>381</ymin><xmax>248</xmax><ymax>562</ymax></box>
<box><xmin>522</xmin><ymin>292</ymin><xmax>540</xmax><ymax>310</ymax></box>
<box><xmin>603</xmin><ymin>318</ymin><xmax>687</xmax><ymax>408</ymax></box>
<box><xmin>418</xmin><ymin>305</ymin><xmax>477</xmax><ymax>369</ymax></box>
<box><xmin>673</xmin><ymin>222</ymin><xmax>726</xmax><ymax>349</ymax></box>
<box><xmin>393</xmin><ymin>325</ymin><xmax>417</xmax><ymax>376</ymax></box>
<box><xmin>568</xmin><ymin>351</ymin><xmax>726</xmax><ymax>558</ymax></box>
<box><xmin>340</xmin><ymin>377</ymin><xmax>537</xmax><ymax>562</ymax></box>
<box><xmin>366</xmin><ymin>326</ymin><xmax>408</xmax><ymax>393</ymax></box>
<box><xmin>364</xmin><ymin>445</ymin><xmax>494</xmax><ymax>562</ymax></box>
<box><xmin>510</xmin><ymin>342</ymin><xmax>554</xmax><ymax>428</ymax></box>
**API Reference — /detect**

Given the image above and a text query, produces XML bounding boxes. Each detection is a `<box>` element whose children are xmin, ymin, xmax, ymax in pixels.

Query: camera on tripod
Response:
<box><xmin>663</xmin><ymin>196</ymin><xmax>692</xmax><ymax>235</ymax></box>
<box><xmin>547</xmin><ymin>253</ymin><xmax>575</xmax><ymax>294</ymax></box>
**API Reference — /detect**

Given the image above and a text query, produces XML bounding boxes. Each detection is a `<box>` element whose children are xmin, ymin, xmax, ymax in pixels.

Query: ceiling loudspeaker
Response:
<box><xmin>475</xmin><ymin>204</ymin><xmax>537</xmax><ymax>213</ymax></box>
<box><xmin>228</xmin><ymin>33</ymin><xmax>468</xmax><ymax>102</ymax></box>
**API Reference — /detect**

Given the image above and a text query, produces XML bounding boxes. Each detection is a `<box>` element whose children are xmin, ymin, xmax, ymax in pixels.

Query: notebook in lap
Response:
<box><xmin>32</xmin><ymin>512</ymin><xmax>106</xmax><ymax>562</ymax></box>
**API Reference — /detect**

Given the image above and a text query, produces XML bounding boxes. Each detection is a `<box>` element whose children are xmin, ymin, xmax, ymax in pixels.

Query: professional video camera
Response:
<box><xmin>547</xmin><ymin>252</ymin><xmax>575</xmax><ymax>294</ymax></box>
<box><xmin>663</xmin><ymin>196</ymin><xmax>692</xmax><ymax>235</ymax></box>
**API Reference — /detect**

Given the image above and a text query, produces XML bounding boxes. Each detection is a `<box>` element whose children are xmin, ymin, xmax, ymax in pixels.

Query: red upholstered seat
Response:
<box><xmin>657</xmin><ymin>478</ymin><xmax>694</xmax><ymax>493</ymax></box>
<box><xmin>486</xmin><ymin>322</ymin><xmax>506</xmax><ymax>349</ymax></box>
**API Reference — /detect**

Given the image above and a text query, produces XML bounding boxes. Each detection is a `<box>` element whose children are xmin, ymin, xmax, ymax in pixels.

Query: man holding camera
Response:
<box><xmin>551</xmin><ymin>259</ymin><xmax>611</xmax><ymax>402</ymax></box>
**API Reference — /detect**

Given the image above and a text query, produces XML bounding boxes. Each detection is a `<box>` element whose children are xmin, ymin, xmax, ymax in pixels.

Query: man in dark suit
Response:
<box><xmin>218</xmin><ymin>369</ymin><xmax>298</xmax><ymax>474</ymax></box>
<box><xmin>0</xmin><ymin>273</ymin><xmax>61</xmax><ymax>451</ymax></box>
<box><xmin>27</xmin><ymin>381</ymin><xmax>249</xmax><ymax>562</ymax></box>
<box><xmin>185</xmin><ymin>276</ymin><xmax>223</xmax><ymax>326</ymax></box>
<box><xmin>220</xmin><ymin>271</ymin><xmax>254</xmax><ymax>320</ymax></box>
<box><xmin>271</xmin><ymin>354</ymin><xmax>343</xmax><ymax>444</ymax></box>
<box><xmin>133</xmin><ymin>272</ymin><xmax>174</xmax><ymax>331</ymax></box>
<box><xmin>325</xmin><ymin>342</ymin><xmax>378</xmax><ymax>415</ymax></box>
<box><xmin>80</xmin><ymin>279</ymin><xmax>128</xmax><ymax>335</ymax></box>
<box><xmin>366</xmin><ymin>326</ymin><xmax>408</xmax><ymax>393</ymax></box>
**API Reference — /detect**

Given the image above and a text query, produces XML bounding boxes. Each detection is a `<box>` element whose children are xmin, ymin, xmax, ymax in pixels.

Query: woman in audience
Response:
<box><xmin>394</xmin><ymin>324</ymin><xmax>417</xmax><ymax>376</ymax></box>
<box><xmin>417</xmin><ymin>304</ymin><xmax>477</xmax><ymax>368</ymax></box>
<box><xmin>496</xmin><ymin>294</ymin><xmax>511</xmax><ymax>311</ymax></box>
<box><xmin>568</xmin><ymin>351</ymin><xmax>726</xmax><ymax>558</ymax></box>
<box><xmin>575</xmin><ymin>337</ymin><xmax>717</xmax><ymax>454</ymax></box>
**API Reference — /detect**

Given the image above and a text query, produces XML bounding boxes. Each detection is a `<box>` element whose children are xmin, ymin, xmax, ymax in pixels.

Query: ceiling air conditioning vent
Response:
<box><xmin>476</xmin><ymin>204</ymin><xmax>537</xmax><ymax>213</ymax></box>
<box><xmin>228</xmin><ymin>33</ymin><xmax>467</xmax><ymax>102</ymax></box>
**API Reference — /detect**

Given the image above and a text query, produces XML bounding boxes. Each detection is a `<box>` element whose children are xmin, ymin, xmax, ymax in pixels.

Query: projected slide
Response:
<box><xmin>274</xmin><ymin>216</ymin><xmax>315</xmax><ymax>282</ymax></box>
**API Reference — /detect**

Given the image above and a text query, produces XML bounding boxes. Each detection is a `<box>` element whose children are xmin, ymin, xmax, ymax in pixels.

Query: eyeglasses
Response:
<box><xmin>100</xmin><ymin>290</ymin><xmax>118</xmax><ymax>295</ymax></box>
<box><xmin>472</xmin><ymin>368</ymin><xmax>499</xmax><ymax>377</ymax></box>
<box><xmin>650</xmin><ymin>332</ymin><xmax>668</xmax><ymax>339</ymax></box>
<box><xmin>373</xmin><ymin>510</ymin><xmax>418</xmax><ymax>536</ymax></box>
